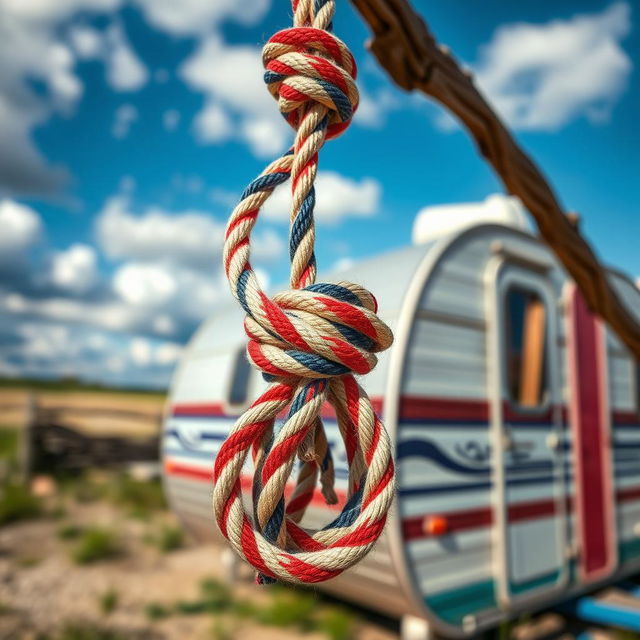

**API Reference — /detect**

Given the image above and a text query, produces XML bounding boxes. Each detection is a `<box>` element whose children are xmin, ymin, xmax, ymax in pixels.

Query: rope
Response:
<box><xmin>213</xmin><ymin>0</ymin><xmax>396</xmax><ymax>585</ymax></box>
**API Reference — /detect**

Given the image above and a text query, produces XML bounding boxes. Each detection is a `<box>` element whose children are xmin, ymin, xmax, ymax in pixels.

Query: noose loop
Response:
<box><xmin>213</xmin><ymin>0</ymin><xmax>396</xmax><ymax>584</ymax></box>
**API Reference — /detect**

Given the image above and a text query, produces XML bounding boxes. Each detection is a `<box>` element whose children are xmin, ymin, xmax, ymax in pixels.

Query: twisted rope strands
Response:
<box><xmin>213</xmin><ymin>0</ymin><xmax>395</xmax><ymax>584</ymax></box>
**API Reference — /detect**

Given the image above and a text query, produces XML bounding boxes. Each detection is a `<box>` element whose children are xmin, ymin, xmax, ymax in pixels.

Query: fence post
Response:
<box><xmin>19</xmin><ymin>393</ymin><xmax>37</xmax><ymax>485</ymax></box>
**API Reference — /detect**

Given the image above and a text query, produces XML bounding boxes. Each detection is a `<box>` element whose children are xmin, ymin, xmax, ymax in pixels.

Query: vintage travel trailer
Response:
<box><xmin>162</xmin><ymin>195</ymin><xmax>640</xmax><ymax>638</ymax></box>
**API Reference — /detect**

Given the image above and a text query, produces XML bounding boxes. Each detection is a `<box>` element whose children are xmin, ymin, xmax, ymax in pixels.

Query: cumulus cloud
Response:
<box><xmin>0</xmin><ymin>200</ymin><xmax>43</xmax><ymax>257</ymax></box>
<box><xmin>0</xmin><ymin>310</ymin><xmax>183</xmax><ymax>388</ymax></box>
<box><xmin>68</xmin><ymin>24</ymin><xmax>103</xmax><ymax>58</ymax></box>
<box><xmin>0</xmin><ymin>1</ymin><xmax>149</xmax><ymax>195</ymax></box>
<box><xmin>103</xmin><ymin>23</ymin><xmax>148</xmax><ymax>91</ymax></box>
<box><xmin>462</xmin><ymin>2</ymin><xmax>632</xmax><ymax>131</ymax></box>
<box><xmin>0</xmin><ymin>9</ymin><xmax>81</xmax><ymax>194</ymax></box>
<box><xmin>51</xmin><ymin>244</ymin><xmax>99</xmax><ymax>294</ymax></box>
<box><xmin>355</xmin><ymin>86</ymin><xmax>400</xmax><ymax>129</ymax></box>
<box><xmin>133</xmin><ymin>0</ymin><xmax>269</xmax><ymax>36</ymax></box>
<box><xmin>180</xmin><ymin>35</ymin><xmax>291</xmax><ymax>158</ymax></box>
<box><xmin>263</xmin><ymin>171</ymin><xmax>382</xmax><ymax>225</ymax></box>
<box><xmin>96</xmin><ymin>196</ymin><xmax>283</xmax><ymax>267</ymax></box>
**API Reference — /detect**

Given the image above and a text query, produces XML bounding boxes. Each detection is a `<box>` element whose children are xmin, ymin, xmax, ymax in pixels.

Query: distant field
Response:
<box><xmin>0</xmin><ymin>378</ymin><xmax>167</xmax><ymax>438</ymax></box>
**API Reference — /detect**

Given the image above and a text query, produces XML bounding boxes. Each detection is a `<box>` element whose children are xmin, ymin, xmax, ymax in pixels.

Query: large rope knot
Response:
<box><xmin>213</xmin><ymin>0</ymin><xmax>396</xmax><ymax>585</ymax></box>
<box><xmin>263</xmin><ymin>27</ymin><xmax>359</xmax><ymax>139</ymax></box>
<box><xmin>244</xmin><ymin>282</ymin><xmax>393</xmax><ymax>383</ymax></box>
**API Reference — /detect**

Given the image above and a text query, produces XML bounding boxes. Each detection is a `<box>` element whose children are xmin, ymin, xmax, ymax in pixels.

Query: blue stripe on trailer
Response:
<box><xmin>557</xmin><ymin>595</ymin><xmax>640</xmax><ymax>632</ymax></box>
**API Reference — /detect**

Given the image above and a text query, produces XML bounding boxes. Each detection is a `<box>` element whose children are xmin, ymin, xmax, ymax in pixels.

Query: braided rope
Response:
<box><xmin>213</xmin><ymin>0</ymin><xmax>396</xmax><ymax>584</ymax></box>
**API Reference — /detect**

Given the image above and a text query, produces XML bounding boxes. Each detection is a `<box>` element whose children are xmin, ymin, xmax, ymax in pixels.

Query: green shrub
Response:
<box><xmin>71</xmin><ymin>528</ymin><xmax>120</xmax><ymax>565</ymax></box>
<box><xmin>173</xmin><ymin>579</ymin><xmax>233</xmax><ymax>616</ymax></box>
<box><xmin>199</xmin><ymin>579</ymin><xmax>233</xmax><ymax>610</ymax></box>
<box><xmin>0</xmin><ymin>483</ymin><xmax>42</xmax><ymax>525</ymax></box>
<box><xmin>109</xmin><ymin>474</ymin><xmax>166</xmax><ymax>517</ymax></box>
<box><xmin>49</xmin><ymin>503</ymin><xmax>68</xmax><ymax>520</ymax></box>
<box><xmin>318</xmin><ymin>609</ymin><xmax>355</xmax><ymax>640</ymax></box>
<box><xmin>71</xmin><ymin>476</ymin><xmax>107</xmax><ymax>504</ymax></box>
<box><xmin>154</xmin><ymin>525</ymin><xmax>183</xmax><ymax>552</ymax></box>
<box><xmin>99</xmin><ymin>589</ymin><xmax>118</xmax><ymax>615</ymax></box>
<box><xmin>58</xmin><ymin>523</ymin><xmax>83</xmax><ymax>540</ymax></box>
<box><xmin>144</xmin><ymin>603</ymin><xmax>170</xmax><ymax>621</ymax></box>
<box><xmin>0</xmin><ymin>428</ymin><xmax>18</xmax><ymax>461</ymax></box>
<box><xmin>256</xmin><ymin>589</ymin><xmax>316</xmax><ymax>630</ymax></box>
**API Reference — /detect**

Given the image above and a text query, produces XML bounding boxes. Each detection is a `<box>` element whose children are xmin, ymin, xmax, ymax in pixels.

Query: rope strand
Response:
<box><xmin>213</xmin><ymin>0</ymin><xmax>396</xmax><ymax>584</ymax></box>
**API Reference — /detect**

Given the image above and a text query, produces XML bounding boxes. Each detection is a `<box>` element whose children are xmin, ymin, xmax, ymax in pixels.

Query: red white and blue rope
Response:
<box><xmin>213</xmin><ymin>0</ymin><xmax>395</xmax><ymax>584</ymax></box>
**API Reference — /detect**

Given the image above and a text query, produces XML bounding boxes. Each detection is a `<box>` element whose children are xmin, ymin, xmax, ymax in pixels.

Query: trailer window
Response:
<box><xmin>228</xmin><ymin>348</ymin><xmax>252</xmax><ymax>406</ymax></box>
<box><xmin>504</xmin><ymin>287</ymin><xmax>548</xmax><ymax>408</ymax></box>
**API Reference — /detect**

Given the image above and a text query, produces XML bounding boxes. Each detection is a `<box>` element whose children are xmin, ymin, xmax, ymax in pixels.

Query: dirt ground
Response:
<box><xmin>0</xmin><ymin>490</ymin><xmax>399</xmax><ymax>640</ymax></box>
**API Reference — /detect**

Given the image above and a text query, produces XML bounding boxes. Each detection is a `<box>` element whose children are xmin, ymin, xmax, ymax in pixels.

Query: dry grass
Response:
<box><xmin>0</xmin><ymin>386</ymin><xmax>166</xmax><ymax>437</ymax></box>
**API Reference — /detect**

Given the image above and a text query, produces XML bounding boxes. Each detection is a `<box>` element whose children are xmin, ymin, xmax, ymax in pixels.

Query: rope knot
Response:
<box><xmin>214</xmin><ymin>0</ymin><xmax>396</xmax><ymax>585</ymax></box>
<box><xmin>263</xmin><ymin>27</ymin><xmax>359</xmax><ymax>139</ymax></box>
<box><xmin>244</xmin><ymin>281</ymin><xmax>392</xmax><ymax>382</ymax></box>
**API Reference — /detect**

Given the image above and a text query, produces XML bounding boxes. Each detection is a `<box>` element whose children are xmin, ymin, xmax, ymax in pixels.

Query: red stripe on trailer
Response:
<box><xmin>618</xmin><ymin>486</ymin><xmax>640</xmax><ymax>502</ymax></box>
<box><xmin>401</xmin><ymin>488</ymin><xmax>640</xmax><ymax>541</ymax></box>
<box><xmin>399</xmin><ymin>396</ymin><xmax>489</xmax><ymax>422</ymax></box>
<box><xmin>172</xmin><ymin>396</ymin><xmax>639</xmax><ymax>427</ymax></box>
<box><xmin>566</xmin><ymin>284</ymin><xmax>617</xmax><ymax>583</ymax></box>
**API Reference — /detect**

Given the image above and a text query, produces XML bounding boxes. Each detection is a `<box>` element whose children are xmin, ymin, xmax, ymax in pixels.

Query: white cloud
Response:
<box><xmin>130</xmin><ymin>336</ymin><xmax>181</xmax><ymax>367</ymax></box>
<box><xmin>181</xmin><ymin>35</ymin><xmax>291</xmax><ymax>158</ymax></box>
<box><xmin>210</xmin><ymin>187</ymin><xmax>239</xmax><ymax>209</ymax></box>
<box><xmin>129</xmin><ymin>336</ymin><xmax>151</xmax><ymax>365</ymax></box>
<box><xmin>332</xmin><ymin>257</ymin><xmax>355</xmax><ymax>273</ymax></box>
<box><xmin>355</xmin><ymin>86</ymin><xmax>399</xmax><ymax>129</ymax></box>
<box><xmin>96</xmin><ymin>196</ymin><xmax>224</xmax><ymax>267</ymax></box>
<box><xmin>68</xmin><ymin>24</ymin><xmax>103</xmax><ymax>58</ymax></box>
<box><xmin>104</xmin><ymin>23</ymin><xmax>148</xmax><ymax>91</ymax></box>
<box><xmin>0</xmin><ymin>10</ymin><xmax>83</xmax><ymax>194</ymax></box>
<box><xmin>469</xmin><ymin>2</ymin><xmax>632</xmax><ymax>131</ymax></box>
<box><xmin>263</xmin><ymin>171</ymin><xmax>382</xmax><ymax>225</ymax></box>
<box><xmin>96</xmin><ymin>195</ymin><xmax>283</xmax><ymax>267</ymax></box>
<box><xmin>112</xmin><ymin>103</ymin><xmax>138</xmax><ymax>138</ymax></box>
<box><xmin>155</xmin><ymin>341</ymin><xmax>182</xmax><ymax>365</ymax></box>
<box><xmin>194</xmin><ymin>102</ymin><xmax>233</xmax><ymax>144</ymax></box>
<box><xmin>51</xmin><ymin>243</ymin><xmax>98</xmax><ymax>293</ymax></box>
<box><xmin>0</xmin><ymin>1</ymin><xmax>152</xmax><ymax>194</ymax></box>
<box><xmin>0</xmin><ymin>200</ymin><xmax>42</xmax><ymax>256</ymax></box>
<box><xmin>1</xmin><ymin>0</ymin><xmax>121</xmax><ymax>23</ymax></box>
<box><xmin>133</xmin><ymin>0</ymin><xmax>269</xmax><ymax>36</ymax></box>
<box><xmin>113</xmin><ymin>262</ymin><xmax>177</xmax><ymax>307</ymax></box>
<box><xmin>0</xmin><ymin>308</ymin><xmax>182</xmax><ymax>388</ymax></box>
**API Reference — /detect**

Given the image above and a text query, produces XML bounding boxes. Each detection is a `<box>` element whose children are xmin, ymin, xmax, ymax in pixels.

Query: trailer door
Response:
<box><xmin>486</xmin><ymin>258</ymin><xmax>568</xmax><ymax>608</ymax></box>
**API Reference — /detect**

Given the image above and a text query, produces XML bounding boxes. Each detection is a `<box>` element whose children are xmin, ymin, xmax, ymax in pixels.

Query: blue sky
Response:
<box><xmin>0</xmin><ymin>0</ymin><xmax>637</xmax><ymax>388</ymax></box>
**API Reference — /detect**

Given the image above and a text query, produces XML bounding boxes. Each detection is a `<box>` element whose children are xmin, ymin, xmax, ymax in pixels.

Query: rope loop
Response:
<box><xmin>213</xmin><ymin>0</ymin><xmax>396</xmax><ymax>585</ymax></box>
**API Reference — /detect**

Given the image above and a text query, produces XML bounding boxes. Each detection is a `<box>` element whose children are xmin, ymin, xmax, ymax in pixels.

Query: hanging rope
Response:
<box><xmin>213</xmin><ymin>0</ymin><xmax>395</xmax><ymax>584</ymax></box>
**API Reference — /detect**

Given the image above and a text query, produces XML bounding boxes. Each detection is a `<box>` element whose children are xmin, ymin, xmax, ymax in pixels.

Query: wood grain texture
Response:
<box><xmin>350</xmin><ymin>0</ymin><xmax>640</xmax><ymax>359</ymax></box>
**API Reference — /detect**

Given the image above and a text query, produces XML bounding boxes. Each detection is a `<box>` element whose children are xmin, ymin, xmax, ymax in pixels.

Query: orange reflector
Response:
<box><xmin>423</xmin><ymin>515</ymin><xmax>449</xmax><ymax>536</ymax></box>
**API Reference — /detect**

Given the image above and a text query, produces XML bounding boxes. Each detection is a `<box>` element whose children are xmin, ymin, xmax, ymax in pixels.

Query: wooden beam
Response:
<box><xmin>350</xmin><ymin>0</ymin><xmax>640</xmax><ymax>359</ymax></box>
